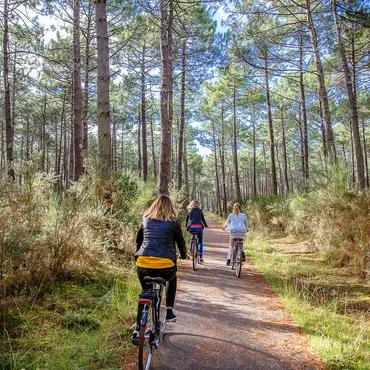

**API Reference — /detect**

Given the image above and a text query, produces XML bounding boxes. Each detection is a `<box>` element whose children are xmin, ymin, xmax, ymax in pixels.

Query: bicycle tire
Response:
<box><xmin>231</xmin><ymin>248</ymin><xmax>236</xmax><ymax>270</ymax></box>
<box><xmin>236</xmin><ymin>247</ymin><xmax>242</xmax><ymax>278</ymax></box>
<box><xmin>192</xmin><ymin>239</ymin><xmax>197</xmax><ymax>271</ymax></box>
<box><xmin>159</xmin><ymin>287</ymin><xmax>167</xmax><ymax>341</ymax></box>
<box><xmin>138</xmin><ymin>308</ymin><xmax>153</xmax><ymax>370</ymax></box>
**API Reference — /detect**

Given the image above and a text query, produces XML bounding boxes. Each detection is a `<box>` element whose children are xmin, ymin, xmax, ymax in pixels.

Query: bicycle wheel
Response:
<box><xmin>138</xmin><ymin>307</ymin><xmax>153</xmax><ymax>370</ymax></box>
<box><xmin>159</xmin><ymin>286</ymin><xmax>167</xmax><ymax>341</ymax></box>
<box><xmin>235</xmin><ymin>248</ymin><xmax>242</xmax><ymax>278</ymax></box>
<box><xmin>231</xmin><ymin>247</ymin><xmax>236</xmax><ymax>270</ymax></box>
<box><xmin>192</xmin><ymin>239</ymin><xmax>197</xmax><ymax>271</ymax></box>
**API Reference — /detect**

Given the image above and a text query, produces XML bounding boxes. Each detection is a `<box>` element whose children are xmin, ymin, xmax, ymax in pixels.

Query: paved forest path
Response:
<box><xmin>149</xmin><ymin>216</ymin><xmax>325</xmax><ymax>370</ymax></box>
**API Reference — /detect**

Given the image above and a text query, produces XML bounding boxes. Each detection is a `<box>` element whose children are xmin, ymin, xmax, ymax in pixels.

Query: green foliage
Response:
<box><xmin>0</xmin><ymin>270</ymin><xmax>140</xmax><ymax>369</ymax></box>
<box><xmin>0</xmin><ymin>162</ymin><xmax>152</xmax><ymax>368</ymax></box>
<box><xmin>247</xmin><ymin>236</ymin><xmax>370</xmax><ymax>369</ymax></box>
<box><xmin>246</xmin><ymin>174</ymin><xmax>370</xmax><ymax>278</ymax></box>
<box><xmin>0</xmin><ymin>160</ymin><xmax>149</xmax><ymax>296</ymax></box>
<box><xmin>246</xmin><ymin>195</ymin><xmax>291</xmax><ymax>235</ymax></box>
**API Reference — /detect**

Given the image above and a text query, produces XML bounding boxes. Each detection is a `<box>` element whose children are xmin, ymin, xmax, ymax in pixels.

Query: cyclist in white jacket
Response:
<box><xmin>223</xmin><ymin>203</ymin><xmax>248</xmax><ymax>266</ymax></box>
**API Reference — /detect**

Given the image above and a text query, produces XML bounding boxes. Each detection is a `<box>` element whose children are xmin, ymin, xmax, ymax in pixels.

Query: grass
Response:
<box><xmin>245</xmin><ymin>234</ymin><xmax>370</xmax><ymax>370</ymax></box>
<box><xmin>1</xmin><ymin>267</ymin><xmax>141</xmax><ymax>370</ymax></box>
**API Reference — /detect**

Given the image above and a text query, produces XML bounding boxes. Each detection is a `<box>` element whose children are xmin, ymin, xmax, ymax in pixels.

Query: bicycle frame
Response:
<box><xmin>138</xmin><ymin>277</ymin><xmax>166</xmax><ymax>370</ymax></box>
<box><xmin>231</xmin><ymin>238</ymin><xmax>243</xmax><ymax>278</ymax></box>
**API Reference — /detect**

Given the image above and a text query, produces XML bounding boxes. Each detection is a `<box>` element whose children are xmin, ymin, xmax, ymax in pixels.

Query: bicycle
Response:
<box><xmin>188</xmin><ymin>224</ymin><xmax>203</xmax><ymax>271</ymax></box>
<box><xmin>137</xmin><ymin>276</ymin><xmax>167</xmax><ymax>370</ymax></box>
<box><xmin>231</xmin><ymin>238</ymin><xmax>244</xmax><ymax>278</ymax></box>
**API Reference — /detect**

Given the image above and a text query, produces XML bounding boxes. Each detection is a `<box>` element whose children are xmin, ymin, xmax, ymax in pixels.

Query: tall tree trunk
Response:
<box><xmin>232</xmin><ymin>81</ymin><xmax>242</xmax><ymax>203</ymax></box>
<box><xmin>82</xmin><ymin>0</ymin><xmax>93</xmax><ymax>163</ymax></box>
<box><xmin>183</xmin><ymin>136</ymin><xmax>189</xmax><ymax>198</ymax></box>
<box><xmin>332</xmin><ymin>0</ymin><xmax>364</xmax><ymax>188</ymax></box>
<box><xmin>298</xmin><ymin>103</ymin><xmax>305</xmax><ymax>186</ymax></box>
<box><xmin>11</xmin><ymin>48</ymin><xmax>16</xmax><ymax>166</ymax></box>
<box><xmin>220</xmin><ymin>102</ymin><xmax>227</xmax><ymax>215</ymax></box>
<box><xmin>299</xmin><ymin>26</ymin><xmax>309</xmax><ymax>183</ymax></box>
<box><xmin>350</xmin><ymin>121</ymin><xmax>355</xmax><ymax>184</ymax></box>
<box><xmin>264</xmin><ymin>57</ymin><xmax>277</xmax><ymax>195</ymax></box>
<box><xmin>0</xmin><ymin>70</ymin><xmax>3</xmax><ymax>170</ymax></box>
<box><xmin>177</xmin><ymin>39</ymin><xmax>186</xmax><ymax>190</ymax></box>
<box><xmin>42</xmin><ymin>93</ymin><xmax>47</xmax><ymax>172</ymax></box>
<box><xmin>120</xmin><ymin>123</ymin><xmax>124</xmax><ymax>170</ymax></box>
<box><xmin>306</xmin><ymin>0</ymin><xmax>335</xmax><ymax>160</ymax></box>
<box><xmin>141</xmin><ymin>44</ymin><xmax>148</xmax><ymax>181</ymax></box>
<box><xmin>212</xmin><ymin>120</ymin><xmax>222</xmax><ymax>215</ymax></box>
<box><xmin>150</xmin><ymin>115</ymin><xmax>157</xmax><ymax>179</ymax></box>
<box><xmin>96</xmin><ymin>0</ymin><xmax>112</xmax><ymax>174</ymax></box>
<box><xmin>25</xmin><ymin>117</ymin><xmax>30</xmax><ymax>160</ymax></box>
<box><xmin>112</xmin><ymin>111</ymin><xmax>117</xmax><ymax>171</ymax></box>
<box><xmin>281</xmin><ymin>106</ymin><xmax>289</xmax><ymax>194</ymax></box>
<box><xmin>275</xmin><ymin>143</ymin><xmax>283</xmax><ymax>195</ymax></box>
<box><xmin>73</xmin><ymin>0</ymin><xmax>83</xmax><ymax>181</ymax></box>
<box><xmin>192</xmin><ymin>165</ymin><xmax>196</xmax><ymax>200</ymax></box>
<box><xmin>262</xmin><ymin>142</ymin><xmax>268</xmax><ymax>194</ymax></box>
<box><xmin>64</xmin><ymin>118</ymin><xmax>70</xmax><ymax>187</ymax></box>
<box><xmin>318</xmin><ymin>98</ymin><xmax>327</xmax><ymax>159</ymax></box>
<box><xmin>252</xmin><ymin>109</ymin><xmax>257</xmax><ymax>197</ymax></box>
<box><xmin>138</xmin><ymin>109</ymin><xmax>142</xmax><ymax>176</ymax></box>
<box><xmin>56</xmin><ymin>92</ymin><xmax>66</xmax><ymax>189</ymax></box>
<box><xmin>69</xmin><ymin>113</ymin><xmax>74</xmax><ymax>182</ymax></box>
<box><xmin>3</xmin><ymin>0</ymin><xmax>15</xmax><ymax>181</ymax></box>
<box><xmin>159</xmin><ymin>0</ymin><xmax>173</xmax><ymax>195</ymax></box>
<box><xmin>362</xmin><ymin>121</ymin><xmax>369</xmax><ymax>188</ymax></box>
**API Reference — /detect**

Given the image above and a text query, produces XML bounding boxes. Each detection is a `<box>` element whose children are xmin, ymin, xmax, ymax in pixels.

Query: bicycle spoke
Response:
<box><xmin>159</xmin><ymin>288</ymin><xmax>167</xmax><ymax>341</ymax></box>
<box><xmin>138</xmin><ymin>322</ymin><xmax>152</xmax><ymax>369</ymax></box>
<box><xmin>192</xmin><ymin>240</ymin><xmax>197</xmax><ymax>271</ymax></box>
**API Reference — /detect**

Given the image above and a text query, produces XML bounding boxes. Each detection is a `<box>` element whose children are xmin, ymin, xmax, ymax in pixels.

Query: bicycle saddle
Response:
<box><xmin>143</xmin><ymin>276</ymin><xmax>166</xmax><ymax>284</ymax></box>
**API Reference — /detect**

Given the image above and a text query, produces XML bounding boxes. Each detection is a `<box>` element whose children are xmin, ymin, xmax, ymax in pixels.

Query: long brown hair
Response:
<box><xmin>144</xmin><ymin>194</ymin><xmax>178</xmax><ymax>221</ymax></box>
<box><xmin>233</xmin><ymin>202</ymin><xmax>241</xmax><ymax>215</ymax></box>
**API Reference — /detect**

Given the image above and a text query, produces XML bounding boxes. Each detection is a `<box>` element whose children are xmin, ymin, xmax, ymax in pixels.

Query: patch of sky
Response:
<box><xmin>195</xmin><ymin>139</ymin><xmax>211</xmax><ymax>157</ymax></box>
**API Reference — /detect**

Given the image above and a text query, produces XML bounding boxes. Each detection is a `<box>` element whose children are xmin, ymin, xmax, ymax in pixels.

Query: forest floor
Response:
<box><xmin>126</xmin><ymin>216</ymin><xmax>325</xmax><ymax>370</ymax></box>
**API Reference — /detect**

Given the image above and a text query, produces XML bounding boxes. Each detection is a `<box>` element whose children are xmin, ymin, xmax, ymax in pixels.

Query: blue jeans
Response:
<box><xmin>190</xmin><ymin>230</ymin><xmax>203</xmax><ymax>255</ymax></box>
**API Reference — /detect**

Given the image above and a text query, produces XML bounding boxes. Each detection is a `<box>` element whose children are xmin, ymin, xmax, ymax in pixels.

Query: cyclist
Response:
<box><xmin>132</xmin><ymin>194</ymin><xmax>187</xmax><ymax>342</ymax></box>
<box><xmin>186</xmin><ymin>200</ymin><xmax>208</xmax><ymax>263</ymax></box>
<box><xmin>223</xmin><ymin>202</ymin><xmax>248</xmax><ymax>266</ymax></box>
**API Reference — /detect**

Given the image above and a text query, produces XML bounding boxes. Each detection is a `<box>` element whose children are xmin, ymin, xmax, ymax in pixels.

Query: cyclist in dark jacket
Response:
<box><xmin>185</xmin><ymin>200</ymin><xmax>208</xmax><ymax>263</ymax></box>
<box><xmin>133</xmin><ymin>194</ymin><xmax>186</xmax><ymax>342</ymax></box>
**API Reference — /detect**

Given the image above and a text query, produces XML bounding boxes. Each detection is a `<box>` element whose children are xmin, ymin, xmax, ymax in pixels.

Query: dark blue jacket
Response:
<box><xmin>186</xmin><ymin>208</ymin><xmax>208</xmax><ymax>230</ymax></box>
<box><xmin>135</xmin><ymin>217</ymin><xmax>187</xmax><ymax>261</ymax></box>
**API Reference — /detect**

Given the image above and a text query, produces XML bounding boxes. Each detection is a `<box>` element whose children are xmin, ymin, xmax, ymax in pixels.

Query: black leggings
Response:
<box><xmin>136</xmin><ymin>266</ymin><xmax>177</xmax><ymax>327</ymax></box>
<box><xmin>137</xmin><ymin>266</ymin><xmax>177</xmax><ymax>307</ymax></box>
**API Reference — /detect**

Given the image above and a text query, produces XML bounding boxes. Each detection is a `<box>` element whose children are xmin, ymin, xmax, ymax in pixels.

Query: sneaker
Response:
<box><xmin>199</xmin><ymin>256</ymin><xmax>204</xmax><ymax>263</ymax></box>
<box><xmin>131</xmin><ymin>325</ymin><xmax>140</xmax><ymax>345</ymax></box>
<box><xmin>226</xmin><ymin>259</ymin><xmax>231</xmax><ymax>266</ymax></box>
<box><xmin>166</xmin><ymin>309</ymin><xmax>177</xmax><ymax>322</ymax></box>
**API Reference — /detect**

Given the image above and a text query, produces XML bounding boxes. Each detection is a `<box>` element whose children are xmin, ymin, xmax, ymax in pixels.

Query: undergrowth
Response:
<box><xmin>244</xmin><ymin>174</ymin><xmax>370</xmax><ymax>279</ymax></box>
<box><xmin>247</xmin><ymin>235</ymin><xmax>370</xmax><ymax>370</ymax></box>
<box><xmin>0</xmin><ymin>160</ymin><xmax>189</xmax><ymax>369</ymax></box>
<box><xmin>0</xmin><ymin>161</ymin><xmax>162</xmax><ymax>368</ymax></box>
<box><xmin>0</xmin><ymin>268</ymin><xmax>140</xmax><ymax>369</ymax></box>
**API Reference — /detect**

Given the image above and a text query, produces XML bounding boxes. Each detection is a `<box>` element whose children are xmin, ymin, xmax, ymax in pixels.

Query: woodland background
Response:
<box><xmin>0</xmin><ymin>0</ymin><xmax>369</xmax><ymax>369</ymax></box>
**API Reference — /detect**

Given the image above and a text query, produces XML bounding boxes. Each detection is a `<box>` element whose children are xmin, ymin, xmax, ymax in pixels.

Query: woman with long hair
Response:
<box><xmin>185</xmin><ymin>200</ymin><xmax>208</xmax><ymax>263</ymax></box>
<box><xmin>223</xmin><ymin>202</ymin><xmax>248</xmax><ymax>266</ymax></box>
<box><xmin>132</xmin><ymin>194</ymin><xmax>186</xmax><ymax>342</ymax></box>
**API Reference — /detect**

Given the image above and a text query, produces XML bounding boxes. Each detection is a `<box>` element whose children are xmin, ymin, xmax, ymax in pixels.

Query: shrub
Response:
<box><xmin>246</xmin><ymin>195</ymin><xmax>290</xmax><ymax>235</ymax></box>
<box><xmin>245</xmin><ymin>181</ymin><xmax>370</xmax><ymax>278</ymax></box>
<box><xmin>0</xmin><ymin>164</ymin><xmax>150</xmax><ymax>296</ymax></box>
